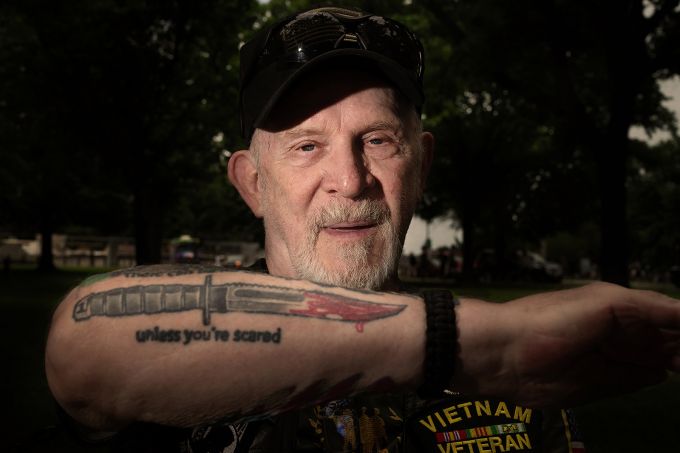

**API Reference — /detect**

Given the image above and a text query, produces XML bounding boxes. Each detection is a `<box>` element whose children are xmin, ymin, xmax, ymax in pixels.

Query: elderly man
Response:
<box><xmin>46</xmin><ymin>6</ymin><xmax>680</xmax><ymax>453</ymax></box>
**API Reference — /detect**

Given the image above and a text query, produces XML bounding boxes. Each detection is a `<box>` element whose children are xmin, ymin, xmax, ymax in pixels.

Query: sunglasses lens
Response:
<box><xmin>257</xmin><ymin>11</ymin><xmax>422</xmax><ymax>79</ymax></box>
<box><xmin>280</xmin><ymin>12</ymin><xmax>343</xmax><ymax>50</ymax></box>
<box><xmin>260</xmin><ymin>12</ymin><xmax>344</xmax><ymax>66</ymax></box>
<box><xmin>356</xmin><ymin>18</ymin><xmax>422</xmax><ymax>78</ymax></box>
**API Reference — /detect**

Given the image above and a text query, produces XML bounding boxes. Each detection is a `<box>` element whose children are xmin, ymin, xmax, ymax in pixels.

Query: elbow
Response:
<box><xmin>45</xmin><ymin>291</ymin><xmax>124</xmax><ymax>430</ymax></box>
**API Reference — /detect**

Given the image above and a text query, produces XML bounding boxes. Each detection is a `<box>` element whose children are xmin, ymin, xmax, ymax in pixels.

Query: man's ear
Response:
<box><xmin>419</xmin><ymin>131</ymin><xmax>435</xmax><ymax>192</ymax></box>
<box><xmin>227</xmin><ymin>150</ymin><xmax>263</xmax><ymax>218</ymax></box>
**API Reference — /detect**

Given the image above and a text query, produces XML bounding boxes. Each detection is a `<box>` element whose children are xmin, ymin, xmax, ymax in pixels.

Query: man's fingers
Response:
<box><xmin>627</xmin><ymin>289</ymin><xmax>680</xmax><ymax>328</ymax></box>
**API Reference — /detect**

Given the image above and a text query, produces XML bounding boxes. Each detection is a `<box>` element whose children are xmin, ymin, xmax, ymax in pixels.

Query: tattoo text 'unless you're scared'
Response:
<box><xmin>136</xmin><ymin>325</ymin><xmax>282</xmax><ymax>345</ymax></box>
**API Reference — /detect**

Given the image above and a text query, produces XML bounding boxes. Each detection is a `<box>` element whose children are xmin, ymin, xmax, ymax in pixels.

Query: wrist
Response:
<box><xmin>450</xmin><ymin>299</ymin><xmax>515</xmax><ymax>397</ymax></box>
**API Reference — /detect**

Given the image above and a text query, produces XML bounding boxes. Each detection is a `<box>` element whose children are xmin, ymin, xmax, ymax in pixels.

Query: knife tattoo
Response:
<box><xmin>73</xmin><ymin>275</ymin><xmax>406</xmax><ymax>332</ymax></box>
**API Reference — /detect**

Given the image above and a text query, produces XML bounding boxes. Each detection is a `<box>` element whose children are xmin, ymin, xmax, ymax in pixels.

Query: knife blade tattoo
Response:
<box><xmin>72</xmin><ymin>275</ymin><xmax>406</xmax><ymax>332</ymax></box>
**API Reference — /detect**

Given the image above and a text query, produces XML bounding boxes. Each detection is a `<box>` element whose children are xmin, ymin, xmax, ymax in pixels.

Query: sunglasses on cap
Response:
<box><xmin>239</xmin><ymin>6</ymin><xmax>425</xmax><ymax>139</ymax></box>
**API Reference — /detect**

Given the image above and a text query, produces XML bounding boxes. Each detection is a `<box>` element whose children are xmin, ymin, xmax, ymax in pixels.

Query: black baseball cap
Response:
<box><xmin>238</xmin><ymin>6</ymin><xmax>425</xmax><ymax>139</ymax></box>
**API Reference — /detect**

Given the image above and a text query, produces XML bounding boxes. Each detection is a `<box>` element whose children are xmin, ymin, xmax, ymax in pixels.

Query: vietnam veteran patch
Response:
<box><xmin>406</xmin><ymin>396</ymin><xmax>547</xmax><ymax>452</ymax></box>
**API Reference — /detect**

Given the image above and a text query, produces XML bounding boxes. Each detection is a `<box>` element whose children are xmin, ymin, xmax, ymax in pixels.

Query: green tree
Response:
<box><xmin>1</xmin><ymin>0</ymin><xmax>259</xmax><ymax>267</ymax></box>
<box><xmin>0</xmin><ymin>2</ymin><xmax>97</xmax><ymax>270</ymax></box>
<box><xmin>418</xmin><ymin>0</ymin><xmax>680</xmax><ymax>285</ymax></box>
<box><xmin>629</xmin><ymin>138</ymin><xmax>680</xmax><ymax>276</ymax></box>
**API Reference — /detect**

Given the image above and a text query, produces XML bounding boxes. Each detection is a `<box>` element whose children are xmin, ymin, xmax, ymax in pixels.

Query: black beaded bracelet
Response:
<box><xmin>417</xmin><ymin>289</ymin><xmax>459</xmax><ymax>399</ymax></box>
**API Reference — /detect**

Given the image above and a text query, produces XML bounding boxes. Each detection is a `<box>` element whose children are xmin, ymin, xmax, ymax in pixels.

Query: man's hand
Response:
<box><xmin>454</xmin><ymin>282</ymin><xmax>680</xmax><ymax>408</ymax></box>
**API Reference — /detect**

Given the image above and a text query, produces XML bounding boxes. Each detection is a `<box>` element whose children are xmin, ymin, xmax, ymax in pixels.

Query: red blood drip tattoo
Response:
<box><xmin>288</xmin><ymin>292</ymin><xmax>404</xmax><ymax>329</ymax></box>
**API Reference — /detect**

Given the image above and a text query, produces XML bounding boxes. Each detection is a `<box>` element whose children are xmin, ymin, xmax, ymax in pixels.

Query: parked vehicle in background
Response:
<box><xmin>522</xmin><ymin>251</ymin><xmax>564</xmax><ymax>283</ymax></box>
<box><xmin>474</xmin><ymin>249</ymin><xmax>564</xmax><ymax>283</ymax></box>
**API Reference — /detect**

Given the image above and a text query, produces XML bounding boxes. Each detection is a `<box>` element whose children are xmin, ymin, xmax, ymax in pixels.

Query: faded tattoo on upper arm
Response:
<box><xmin>80</xmin><ymin>264</ymin><xmax>231</xmax><ymax>287</ymax></box>
<box><xmin>72</xmin><ymin>275</ymin><xmax>406</xmax><ymax>332</ymax></box>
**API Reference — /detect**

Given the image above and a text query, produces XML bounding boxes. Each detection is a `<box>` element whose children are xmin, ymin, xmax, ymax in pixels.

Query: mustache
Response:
<box><xmin>310</xmin><ymin>200</ymin><xmax>391</xmax><ymax>232</ymax></box>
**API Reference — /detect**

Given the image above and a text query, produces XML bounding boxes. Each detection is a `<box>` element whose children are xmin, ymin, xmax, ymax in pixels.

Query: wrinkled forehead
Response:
<box><xmin>252</xmin><ymin>67</ymin><xmax>415</xmax><ymax>146</ymax></box>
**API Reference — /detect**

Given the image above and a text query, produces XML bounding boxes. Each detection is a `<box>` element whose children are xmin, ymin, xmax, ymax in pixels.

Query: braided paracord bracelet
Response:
<box><xmin>417</xmin><ymin>290</ymin><xmax>459</xmax><ymax>399</ymax></box>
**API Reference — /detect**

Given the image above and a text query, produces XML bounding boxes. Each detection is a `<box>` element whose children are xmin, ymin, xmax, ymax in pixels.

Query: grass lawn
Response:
<box><xmin>2</xmin><ymin>268</ymin><xmax>95</xmax><ymax>450</ymax></box>
<box><xmin>3</xmin><ymin>268</ymin><xmax>680</xmax><ymax>452</ymax></box>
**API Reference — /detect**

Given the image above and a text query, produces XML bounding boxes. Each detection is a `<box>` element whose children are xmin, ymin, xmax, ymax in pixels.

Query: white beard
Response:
<box><xmin>289</xmin><ymin>200</ymin><xmax>402</xmax><ymax>290</ymax></box>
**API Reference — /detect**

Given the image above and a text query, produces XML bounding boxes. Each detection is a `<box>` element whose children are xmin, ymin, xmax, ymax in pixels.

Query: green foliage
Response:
<box><xmin>413</xmin><ymin>0</ymin><xmax>680</xmax><ymax>282</ymax></box>
<box><xmin>164</xmin><ymin>158</ymin><xmax>264</xmax><ymax>242</ymax></box>
<box><xmin>0</xmin><ymin>0</ymin><xmax>262</xmax><ymax>262</ymax></box>
<box><xmin>629</xmin><ymin>138</ymin><xmax>680</xmax><ymax>271</ymax></box>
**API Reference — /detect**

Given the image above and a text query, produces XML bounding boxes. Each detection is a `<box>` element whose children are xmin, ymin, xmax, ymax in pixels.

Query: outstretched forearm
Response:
<box><xmin>47</xmin><ymin>268</ymin><xmax>680</xmax><ymax>431</ymax></box>
<box><xmin>46</xmin><ymin>266</ymin><xmax>426</xmax><ymax>430</ymax></box>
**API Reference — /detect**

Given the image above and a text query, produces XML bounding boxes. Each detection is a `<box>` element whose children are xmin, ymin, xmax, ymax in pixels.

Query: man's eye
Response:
<box><xmin>299</xmin><ymin>143</ymin><xmax>316</xmax><ymax>152</ymax></box>
<box><xmin>368</xmin><ymin>137</ymin><xmax>385</xmax><ymax>145</ymax></box>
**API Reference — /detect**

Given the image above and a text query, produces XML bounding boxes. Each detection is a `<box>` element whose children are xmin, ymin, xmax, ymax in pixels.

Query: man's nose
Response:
<box><xmin>321</xmin><ymin>141</ymin><xmax>375</xmax><ymax>198</ymax></box>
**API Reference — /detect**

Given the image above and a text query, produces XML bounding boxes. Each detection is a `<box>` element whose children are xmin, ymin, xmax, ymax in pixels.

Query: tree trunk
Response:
<box><xmin>134</xmin><ymin>185</ymin><xmax>164</xmax><ymax>265</ymax></box>
<box><xmin>596</xmin><ymin>140</ymin><xmax>629</xmax><ymax>286</ymax></box>
<box><xmin>37</xmin><ymin>209</ymin><xmax>56</xmax><ymax>272</ymax></box>
<box><xmin>461</xmin><ymin>212</ymin><xmax>476</xmax><ymax>281</ymax></box>
<box><xmin>492</xmin><ymin>212</ymin><xmax>509</xmax><ymax>281</ymax></box>
<box><xmin>596</xmin><ymin>0</ymin><xmax>647</xmax><ymax>287</ymax></box>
